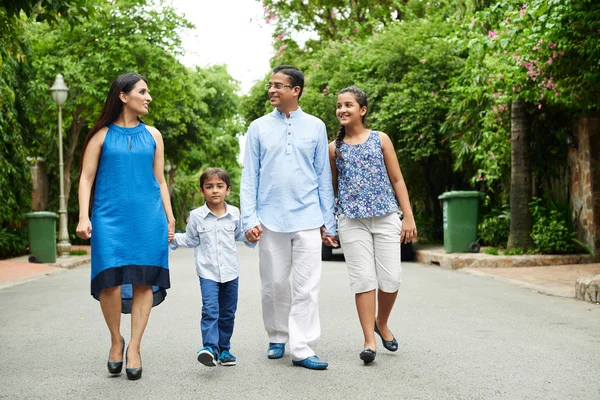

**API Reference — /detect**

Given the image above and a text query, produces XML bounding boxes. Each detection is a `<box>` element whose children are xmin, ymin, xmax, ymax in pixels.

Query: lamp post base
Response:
<box><xmin>57</xmin><ymin>241</ymin><xmax>71</xmax><ymax>258</ymax></box>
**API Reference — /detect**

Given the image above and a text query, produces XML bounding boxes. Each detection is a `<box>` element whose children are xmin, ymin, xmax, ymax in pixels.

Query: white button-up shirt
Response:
<box><xmin>170</xmin><ymin>203</ymin><xmax>254</xmax><ymax>283</ymax></box>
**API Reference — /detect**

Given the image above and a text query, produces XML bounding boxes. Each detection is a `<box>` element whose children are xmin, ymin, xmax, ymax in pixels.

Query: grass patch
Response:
<box><xmin>69</xmin><ymin>249</ymin><xmax>88</xmax><ymax>256</ymax></box>
<box><xmin>484</xmin><ymin>247</ymin><xmax>499</xmax><ymax>255</ymax></box>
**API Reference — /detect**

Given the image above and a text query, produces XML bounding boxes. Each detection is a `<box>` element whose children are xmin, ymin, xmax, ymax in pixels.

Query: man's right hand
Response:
<box><xmin>245</xmin><ymin>225</ymin><xmax>263</xmax><ymax>243</ymax></box>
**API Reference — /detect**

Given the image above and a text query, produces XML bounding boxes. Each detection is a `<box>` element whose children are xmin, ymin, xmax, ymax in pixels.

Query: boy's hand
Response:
<box><xmin>320</xmin><ymin>226</ymin><xmax>338</xmax><ymax>247</ymax></box>
<box><xmin>245</xmin><ymin>225</ymin><xmax>263</xmax><ymax>243</ymax></box>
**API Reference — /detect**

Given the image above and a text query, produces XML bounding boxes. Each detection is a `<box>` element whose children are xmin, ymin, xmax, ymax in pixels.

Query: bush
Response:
<box><xmin>0</xmin><ymin>228</ymin><xmax>28</xmax><ymax>259</ymax></box>
<box><xmin>479</xmin><ymin>206</ymin><xmax>510</xmax><ymax>247</ymax></box>
<box><xmin>531</xmin><ymin>211</ymin><xmax>576</xmax><ymax>254</ymax></box>
<box><xmin>529</xmin><ymin>197</ymin><xmax>578</xmax><ymax>254</ymax></box>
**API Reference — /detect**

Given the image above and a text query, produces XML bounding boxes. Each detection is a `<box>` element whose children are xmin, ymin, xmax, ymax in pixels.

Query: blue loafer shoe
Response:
<box><xmin>292</xmin><ymin>356</ymin><xmax>328</xmax><ymax>370</ymax></box>
<box><xmin>375</xmin><ymin>323</ymin><xmax>398</xmax><ymax>352</ymax></box>
<box><xmin>267</xmin><ymin>343</ymin><xmax>285</xmax><ymax>359</ymax></box>
<box><xmin>359</xmin><ymin>348</ymin><xmax>376</xmax><ymax>364</ymax></box>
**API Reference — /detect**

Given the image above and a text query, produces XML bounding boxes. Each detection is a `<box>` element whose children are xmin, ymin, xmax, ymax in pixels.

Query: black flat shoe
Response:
<box><xmin>125</xmin><ymin>346</ymin><xmax>142</xmax><ymax>381</ymax></box>
<box><xmin>375</xmin><ymin>323</ymin><xmax>398</xmax><ymax>352</ymax></box>
<box><xmin>107</xmin><ymin>336</ymin><xmax>125</xmax><ymax>375</ymax></box>
<box><xmin>359</xmin><ymin>348</ymin><xmax>376</xmax><ymax>364</ymax></box>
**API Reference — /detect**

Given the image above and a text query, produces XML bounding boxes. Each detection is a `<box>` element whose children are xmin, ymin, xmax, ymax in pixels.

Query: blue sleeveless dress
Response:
<box><xmin>90</xmin><ymin>122</ymin><xmax>170</xmax><ymax>314</ymax></box>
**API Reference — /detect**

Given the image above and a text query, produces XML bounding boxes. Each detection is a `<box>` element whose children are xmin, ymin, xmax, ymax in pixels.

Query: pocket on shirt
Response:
<box><xmin>223</xmin><ymin>223</ymin><xmax>235</xmax><ymax>232</ymax></box>
<box><xmin>297</xmin><ymin>137</ymin><xmax>316</xmax><ymax>153</ymax></box>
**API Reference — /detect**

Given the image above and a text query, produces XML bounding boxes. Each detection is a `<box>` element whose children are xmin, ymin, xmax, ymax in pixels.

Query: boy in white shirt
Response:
<box><xmin>170</xmin><ymin>168</ymin><xmax>258</xmax><ymax>366</ymax></box>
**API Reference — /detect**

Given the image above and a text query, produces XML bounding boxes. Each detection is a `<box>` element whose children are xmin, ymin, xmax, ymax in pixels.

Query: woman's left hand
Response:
<box><xmin>168</xmin><ymin>219</ymin><xmax>175</xmax><ymax>243</ymax></box>
<box><xmin>401</xmin><ymin>215</ymin><xmax>417</xmax><ymax>244</ymax></box>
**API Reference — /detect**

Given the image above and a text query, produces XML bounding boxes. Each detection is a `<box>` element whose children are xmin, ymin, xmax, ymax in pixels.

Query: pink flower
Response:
<box><xmin>559</xmin><ymin>51</ymin><xmax>564</xmax><ymax>56</ymax></box>
<box><xmin>547</xmin><ymin>58</ymin><xmax>553</xmax><ymax>64</ymax></box>
<box><xmin>276</xmin><ymin>34</ymin><xmax>283</xmax><ymax>41</ymax></box>
<box><xmin>538</xmin><ymin>104</ymin><xmax>542</xmax><ymax>109</ymax></box>
<box><xmin>525</xmin><ymin>62</ymin><xmax>533</xmax><ymax>68</ymax></box>
<box><xmin>249</xmin><ymin>17</ymin><xmax>253</xmax><ymax>23</ymax></box>
<box><xmin>504</xmin><ymin>50</ymin><xmax>508</xmax><ymax>54</ymax></box>
<box><xmin>490</xmin><ymin>152</ymin><xmax>495</xmax><ymax>159</ymax></box>
<box><xmin>521</xmin><ymin>4</ymin><xmax>528</xmax><ymax>9</ymax></box>
<box><xmin>488</xmin><ymin>30</ymin><xmax>498</xmax><ymax>39</ymax></box>
<box><xmin>353</xmin><ymin>27</ymin><xmax>358</xmax><ymax>34</ymax></box>
<box><xmin>470</xmin><ymin>17</ymin><xmax>475</xmax><ymax>28</ymax></box>
<box><xmin>477</xmin><ymin>175</ymin><xmax>483</xmax><ymax>181</ymax></box>
<box><xmin>421</xmin><ymin>59</ymin><xmax>427</xmax><ymax>64</ymax></box>
<box><xmin>418</xmin><ymin>134</ymin><xmax>424</xmax><ymax>140</ymax></box>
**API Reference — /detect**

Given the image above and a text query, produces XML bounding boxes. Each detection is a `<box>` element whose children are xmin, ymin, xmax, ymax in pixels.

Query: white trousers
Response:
<box><xmin>258</xmin><ymin>226</ymin><xmax>322</xmax><ymax>361</ymax></box>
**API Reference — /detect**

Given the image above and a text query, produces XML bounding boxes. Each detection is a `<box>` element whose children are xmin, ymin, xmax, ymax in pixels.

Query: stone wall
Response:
<box><xmin>569</xmin><ymin>116</ymin><xmax>600</xmax><ymax>258</ymax></box>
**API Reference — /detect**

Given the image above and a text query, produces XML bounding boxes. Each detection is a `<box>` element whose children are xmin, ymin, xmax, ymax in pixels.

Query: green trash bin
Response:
<box><xmin>438</xmin><ymin>191</ymin><xmax>483</xmax><ymax>253</ymax></box>
<box><xmin>24</xmin><ymin>212</ymin><xmax>58</xmax><ymax>263</ymax></box>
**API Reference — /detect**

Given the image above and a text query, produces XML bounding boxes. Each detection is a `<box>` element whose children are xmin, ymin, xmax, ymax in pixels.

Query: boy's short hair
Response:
<box><xmin>199</xmin><ymin>168</ymin><xmax>231</xmax><ymax>188</ymax></box>
<box><xmin>272</xmin><ymin>65</ymin><xmax>304</xmax><ymax>99</ymax></box>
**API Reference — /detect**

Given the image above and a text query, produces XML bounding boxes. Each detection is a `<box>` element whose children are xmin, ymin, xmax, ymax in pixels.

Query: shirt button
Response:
<box><xmin>288</xmin><ymin>132</ymin><xmax>291</xmax><ymax>135</ymax></box>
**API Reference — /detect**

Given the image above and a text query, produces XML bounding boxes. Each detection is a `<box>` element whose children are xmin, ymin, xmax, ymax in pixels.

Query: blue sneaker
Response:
<box><xmin>197</xmin><ymin>346</ymin><xmax>217</xmax><ymax>367</ymax></box>
<box><xmin>218</xmin><ymin>350</ymin><xmax>237</xmax><ymax>366</ymax></box>
<box><xmin>292</xmin><ymin>355</ymin><xmax>328</xmax><ymax>370</ymax></box>
<box><xmin>267</xmin><ymin>343</ymin><xmax>285</xmax><ymax>359</ymax></box>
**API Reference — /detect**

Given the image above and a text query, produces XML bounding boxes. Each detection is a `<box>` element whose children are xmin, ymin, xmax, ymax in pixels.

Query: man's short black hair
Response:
<box><xmin>272</xmin><ymin>65</ymin><xmax>304</xmax><ymax>99</ymax></box>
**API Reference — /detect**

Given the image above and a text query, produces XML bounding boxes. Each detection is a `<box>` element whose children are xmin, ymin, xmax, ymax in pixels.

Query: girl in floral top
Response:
<box><xmin>326</xmin><ymin>86</ymin><xmax>417</xmax><ymax>364</ymax></box>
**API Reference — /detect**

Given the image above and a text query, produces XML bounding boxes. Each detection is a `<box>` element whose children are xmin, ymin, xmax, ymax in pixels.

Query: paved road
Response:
<box><xmin>1</xmin><ymin>245</ymin><xmax>599</xmax><ymax>399</ymax></box>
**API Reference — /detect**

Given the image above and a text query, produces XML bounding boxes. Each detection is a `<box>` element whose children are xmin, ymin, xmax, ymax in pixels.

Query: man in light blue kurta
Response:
<box><xmin>241</xmin><ymin>65</ymin><xmax>337</xmax><ymax>370</ymax></box>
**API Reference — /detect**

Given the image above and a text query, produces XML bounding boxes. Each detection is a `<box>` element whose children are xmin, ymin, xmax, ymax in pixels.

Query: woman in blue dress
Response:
<box><xmin>76</xmin><ymin>73</ymin><xmax>175</xmax><ymax>380</ymax></box>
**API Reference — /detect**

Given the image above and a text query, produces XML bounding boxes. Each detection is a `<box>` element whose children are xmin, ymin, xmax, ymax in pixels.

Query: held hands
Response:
<box><xmin>401</xmin><ymin>214</ymin><xmax>417</xmax><ymax>244</ymax></box>
<box><xmin>168</xmin><ymin>219</ymin><xmax>175</xmax><ymax>243</ymax></box>
<box><xmin>320</xmin><ymin>226</ymin><xmax>339</xmax><ymax>248</ymax></box>
<box><xmin>245</xmin><ymin>225</ymin><xmax>263</xmax><ymax>243</ymax></box>
<box><xmin>76</xmin><ymin>218</ymin><xmax>92</xmax><ymax>240</ymax></box>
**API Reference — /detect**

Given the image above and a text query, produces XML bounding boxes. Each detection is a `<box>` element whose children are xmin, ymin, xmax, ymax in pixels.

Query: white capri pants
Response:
<box><xmin>338</xmin><ymin>212</ymin><xmax>402</xmax><ymax>294</ymax></box>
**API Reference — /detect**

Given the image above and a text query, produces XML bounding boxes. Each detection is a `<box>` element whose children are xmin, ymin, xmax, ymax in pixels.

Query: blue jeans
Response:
<box><xmin>199</xmin><ymin>277</ymin><xmax>239</xmax><ymax>357</ymax></box>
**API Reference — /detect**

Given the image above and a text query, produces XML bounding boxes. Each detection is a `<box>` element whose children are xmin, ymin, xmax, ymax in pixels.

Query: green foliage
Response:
<box><xmin>529</xmin><ymin>197</ymin><xmax>577</xmax><ymax>254</ymax></box>
<box><xmin>478</xmin><ymin>205</ymin><xmax>510</xmax><ymax>247</ymax></box>
<box><xmin>484</xmin><ymin>247</ymin><xmax>498</xmax><ymax>255</ymax></box>
<box><xmin>0</xmin><ymin>228</ymin><xmax>28</xmax><ymax>258</ymax></box>
<box><xmin>0</xmin><ymin>18</ymin><xmax>31</xmax><ymax>228</ymax></box>
<box><xmin>69</xmin><ymin>249</ymin><xmax>87</xmax><ymax>255</ymax></box>
<box><xmin>503</xmin><ymin>247</ymin><xmax>524</xmax><ymax>255</ymax></box>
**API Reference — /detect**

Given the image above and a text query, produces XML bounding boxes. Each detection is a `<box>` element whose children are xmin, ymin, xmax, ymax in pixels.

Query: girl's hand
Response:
<box><xmin>168</xmin><ymin>219</ymin><xmax>175</xmax><ymax>243</ymax></box>
<box><xmin>76</xmin><ymin>218</ymin><xmax>92</xmax><ymax>240</ymax></box>
<box><xmin>401</xmin><ymin>215</ymin><xmax>417</xmax><ymax>244</ymax></box>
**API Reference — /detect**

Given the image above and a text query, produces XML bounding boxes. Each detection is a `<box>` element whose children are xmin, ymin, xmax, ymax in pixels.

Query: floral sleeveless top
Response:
<box><xmin>335</xmin><ymin>131</ymin><xmax>398</xmax><ymax>219</ymax></box>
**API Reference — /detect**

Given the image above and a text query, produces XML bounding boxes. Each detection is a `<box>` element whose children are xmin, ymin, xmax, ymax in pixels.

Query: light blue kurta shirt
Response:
<box><xmin>169</xmin><ymin>203</ymin><xmax>254</xmax><ymax>283</ymax></box>
<box><xmin>240</xmin><ymin>107</ymin><xmax>336</xmax><ymax>236</ymax></box>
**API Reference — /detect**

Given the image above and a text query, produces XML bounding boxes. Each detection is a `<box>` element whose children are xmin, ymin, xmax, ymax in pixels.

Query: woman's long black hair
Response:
<box><xmin>80</xmin><ymin>73</ymin><xmax>147</xmax><ymax>164</ymax></box>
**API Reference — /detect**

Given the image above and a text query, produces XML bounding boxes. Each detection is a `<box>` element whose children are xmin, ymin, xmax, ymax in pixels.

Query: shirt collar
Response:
<box><xmin>271</xmin><ymin>106</ymin><xmax>304</xmax><ymax>120</ymax></box>
<box><xmin>198</xmin><ymin>202</ymin><xmax>232</xmax><ymax>219</ymax></box>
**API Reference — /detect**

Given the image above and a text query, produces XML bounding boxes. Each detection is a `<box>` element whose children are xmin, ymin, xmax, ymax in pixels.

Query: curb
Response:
<box><xmin>415</xmin><ymin>245</ymin><xmax>594</xmax><ymax>269</ymax></box>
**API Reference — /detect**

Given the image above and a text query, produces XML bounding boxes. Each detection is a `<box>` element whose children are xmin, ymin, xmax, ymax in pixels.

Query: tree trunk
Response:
<box><xmin>508</xmin><ymin>98</ymin><xmax>534</xmax><ymax>250</ymax></box>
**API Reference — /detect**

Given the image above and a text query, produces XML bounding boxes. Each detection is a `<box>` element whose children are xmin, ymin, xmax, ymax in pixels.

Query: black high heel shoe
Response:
<box><xmin>125</xmin><ymin>346</ymin><xmax>142</xmax><ymax>381</ymax></box>
<box><xmin>107</xmin><ymin>336</ymin><xmax>125</xmax><ymax>375</ymax></box>
<box><xmin>375</xmin><ymin>323</ymin><xmax>398</xmax><ymax>352</ymax></box>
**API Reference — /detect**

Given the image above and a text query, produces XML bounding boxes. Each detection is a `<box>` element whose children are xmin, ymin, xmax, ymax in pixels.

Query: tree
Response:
<box><xmin>507</xmin><ymin>98</ymin><xmax>533</xmax><ymax>249</ymax></box>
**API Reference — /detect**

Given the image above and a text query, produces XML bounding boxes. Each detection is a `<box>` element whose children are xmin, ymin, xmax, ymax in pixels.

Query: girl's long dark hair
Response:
<box><xmin>334</xmin><ymin>86</ymin><xmax>369</xmax><ymax>160</ymax></box>
<box><xmin>80</xmin><ymin>73</ymin><xmax>147</xmax><ymax>166</ymax></box>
